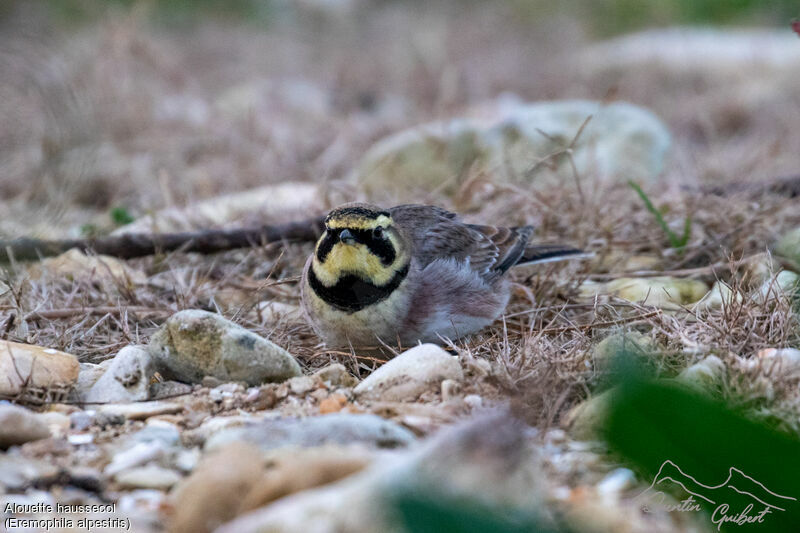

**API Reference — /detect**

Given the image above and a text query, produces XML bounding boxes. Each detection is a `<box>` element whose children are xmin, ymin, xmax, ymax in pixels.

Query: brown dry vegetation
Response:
<box><xmin>1</xmin><ymin>2</ymin><xmax>799</xmax><ymax>437</ymax></box>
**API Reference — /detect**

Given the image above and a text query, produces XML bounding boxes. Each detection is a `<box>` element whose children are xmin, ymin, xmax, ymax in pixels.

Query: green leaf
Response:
<box><xmin>628</xmin><ymin>180</ymin><xmax>691</xmax><ymax>250</ymax></box>
<box><xmin>604</xmin><ymin>378</ymin><xmax>800</xmax><ymax>532</ymax></box>
<box><xmin>389</xmin><ymin>490</ymin><xmax>565</xmax><ymax>533</ymax></box>
<box><xmin>110</xmin><ymin>206</ymin><xmax>135</xmax><ymax>226</ymax></box>
<box><xmin>80</xmin><ymin>223</ymin><xmax>99</xmax><ymax>238</ymax></box>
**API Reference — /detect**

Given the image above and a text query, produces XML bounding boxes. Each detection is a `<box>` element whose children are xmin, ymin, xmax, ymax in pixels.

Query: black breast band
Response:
<box><xmin>308</xmin><ymin>264</ymin><xmax>409</xmax><ymax>313</ymax></box>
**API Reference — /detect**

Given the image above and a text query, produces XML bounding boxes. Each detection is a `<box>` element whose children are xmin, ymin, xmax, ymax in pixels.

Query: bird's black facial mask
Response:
<box><xmin>316</xmin><ymin>226</ymin><xmax>396</xmax><ymax>266</ymax></box>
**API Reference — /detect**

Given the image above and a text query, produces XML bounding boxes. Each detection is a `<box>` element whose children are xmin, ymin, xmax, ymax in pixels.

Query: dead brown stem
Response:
<box><xmin>0</xmin><ymin>218</ymin><xmax>325</xmax><ymax>262</ymax></box>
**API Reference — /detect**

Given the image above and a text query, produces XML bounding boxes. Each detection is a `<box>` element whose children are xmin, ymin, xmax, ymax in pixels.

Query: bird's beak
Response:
<box><xmin>339</xmin><ymin>229</ymin><xmax>356</xmax><ymax>245</ymax></box>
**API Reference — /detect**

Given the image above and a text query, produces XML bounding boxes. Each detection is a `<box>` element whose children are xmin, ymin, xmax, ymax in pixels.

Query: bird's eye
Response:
<box><xmin>372</xmin><ymin>226</ymin><xmax>384</xmax><ymax>239</ymax></box>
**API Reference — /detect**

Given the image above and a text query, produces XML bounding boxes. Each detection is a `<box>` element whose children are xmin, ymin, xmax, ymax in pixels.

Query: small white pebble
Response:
<box><xmin>174</xmin><ymin>448</ymin><xmax>201</xmax><ymax>473</ymax></box>
<box><xmin>244</xmin><ymin>388</ymin><xmax>261</xmax><ymax>403</ymax></box>
<box><xmin>441</xmin><ymin>379</ymin><xmax>461</xmax><ymax>401</ymax></box>
<box><xmin>550</xmin><ymin>486</ymin><xmax>571</xmax><ymax>501</ymax></box>
<box><xmin>68</xmin><ymin>433</ymin><xmax>94</xmax><ymax>445</ymax></box>
<box><xmin>117</xmin><ymin>490</ymin><xmax>166</xmax><ymax>514</ymax></box>
<box><xmin>546</xmin><ymin>429</ymin><xmax>567</xmax><ymax>443</ymax></box>
<box><xmin>597</xmin><ymin>468</ymin><xmax>636</xmax><ymax>497</ymax></box>
<box><xmin>567</xmin><ymin>440</ymin><xmax>597</xmax><ymax>451</ymax></box>
<box><xmin>463</xmin><ymin>394</ymin><xmax>483</xmax><ymax>408</ymax></box>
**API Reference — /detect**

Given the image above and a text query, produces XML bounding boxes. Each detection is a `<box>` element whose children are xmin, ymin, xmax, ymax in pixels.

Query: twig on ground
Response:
<box><xmin>0</xmin><ymin>218</ymin><xmax>326</xmax><ymax>262</ymax></box>
<box><xmin>0</xmin><ymin>305</ymin><xmax>174</xmax><ymax>321</ymax></box>
<box><xmin>689</xmin><ymin>174</ymin><xmax>800</xmax><ymax>198</ymax></box>
<box><xmin>26</xmin><ymin>306</ymin><xmax>173</xmax><ymax>321</ymax></box>
<box><xmin>536</xmin><ymin>309</ymin><xmax>662</xmax><ymax>335</ymax></box>
<box><xmin>586</xmin><ymin>253</ymin><xmax>769</xmax><ymax>280</ymax></box>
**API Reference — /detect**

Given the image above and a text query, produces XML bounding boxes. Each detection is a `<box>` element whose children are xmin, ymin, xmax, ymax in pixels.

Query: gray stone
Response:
<box><xmin>0</xmin><ymin>340</ymin><xmax>80</xmax><ymax>398</ymax></box>
<box><xmin>29</xmin><ymin>249</ymin><xmax>146</xmax><ymax>287</ymax></box>
<box><xmin>149</xmin><ymin>310</ymin><xmax>301</xmax><ymax>385</ymax></box>
<box><xmin>205</xmin><ymin>413</ymin><xmax>415</xmax><ymax>452</ymax></box>
<box><xmin>209</xmin><ymin>382</ymin><xmax>245</xmax><ymax>403</ymax></box>
<box><xmin>114</xmin><ymin>182</ymin><xmax>325</xmax><ymax>235</ymax></box>
<box><xmin>82</xmin><ymin>345</ymin><xmax>155</xmax><ymax>404</ymax></box>
<box><xmin>758</xmin><ymin>271</ymin><xmax>800</xmax><ymax>301</ymax></box>
<box><xmin>96</xmin><ymin>400</ymin><xmax>183</xmax><ymax>421</ymax></box>
<box><xmin>71</xmin><ymin>363</ymin><xmax>106</xmax><ymax>401</ymax></box>
<box><xmin>592</xmin><ymin>332</ymin><xmax>660</xmax><ymax>374</ymax></box>
<box><xmin>95</xmin><ymin>411</ymin><xmax>126</xmax><ymax>427</ymax></box>
<box><xmin>312</xmin><ymin>363</ymin><xmax>358</xmax><ymax>388</ymax></box>
<box><xmin>353</xmin><ymin>99</ymin><xmax>671</xmax><ymax>200</ymax></box>
<box><xmin>580</xmin><ymin>277</ymin><xmax>708</xmax><ymax>310</ymax></box>
<box><xmin>287</xmin><ymin>376</ymin><xmax>316</xmax><ymax>396</ymax></box>
<box><xmin>0</xmin><ymin>456</ymin><xmax>59</xmax><ymax>490</ymax></box>
<box><xmin>677</xmin><ymin>355</ymin><xmax>726</xmax><ymax>394</ymax></box>
<box><xmin>256</xmin><ymin>301</ymin><xmax>304</xmax><ymax>322</ymax></box>
<box><xmin>581</xmin><ymin>28</ymin><xmax>800</xmax><ymax>74</ymax></box>
<box><xmin>774</xmin><ymin>227</ymin><xmax>800</xmax><ymax>270</ymax></box>
<box><xmin>114</xmin><ymin>465</ymin><xmax>182</xmax><ymax>490</ymax></box>
<box><xmin>750</xmin><ymin>348</ymin><xmax>800</xmax><ymax>378</ymax></box>
<box><xmin>0</xmin><ymin>404</ymin><xmax>51</xmax><ymax>448</ymax></box>
<box><xmin>70</xmin><ymin>410</ymin><xmax>95</xmax><ymax>431</ymax></box>
<box><xmin>128</xmin><ymin>423</ymin><xmax>182</xmax><ymax>448</ymax></box>
<box><xmin>149</xmin><ymin>380</ymin><xmax>193</xmax><ymax>400</ymax></box>
<box><xmin>38</xmin><ymin>412</ymin><xmax>70</xmax><ymax>437</ymax></box>
<box><xmin>354</xmin><ymin>344</ymin><xmax>463</xmax><ymax>401</ymax></box>
<box><xmin>66</xmin><ymin>466</ymin><xmax>104</xmax><ymax>492</ymax></box>
<box><xmin>693</xmin><ymin>281</ymin><xmax>741</xmax><ymax>311</ymax></box>
<box><xmin>104</xmin><ymin>442</ymin><xmax>167</xmax><ymax>477</ymax></box>
<box><xmin>183</xmin><ymin>414</ymin><xmax>262</xmax><ymax>447</ymax></box>
<box><xmin>564</xmin><ymin>389</ymin><xmax>615</xmax><ymax>440</ymax></box>
<box><xmin>216</xmin><ymin>414</ymin><xmax>544</xmax><ymax>533</ymax></box>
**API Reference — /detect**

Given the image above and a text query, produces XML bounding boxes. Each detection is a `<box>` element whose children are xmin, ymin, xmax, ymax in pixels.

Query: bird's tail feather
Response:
<box><xmin>516</xmin><ymin>245</ymin><xmax>593</xmax><ymax>266</ymax></box>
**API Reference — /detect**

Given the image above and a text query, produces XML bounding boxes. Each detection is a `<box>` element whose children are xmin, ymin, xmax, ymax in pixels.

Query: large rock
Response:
<box><xmin>216</xmin><ymin>414</ymin><xmax>545</xmax><ymax>533</ymax></box>
<box><xmin>354</xmin><ymin>344</ymin><xmax>463</xmax><ymax>401</ymax></box>
<box><xmin>0</xmin><ymin>455</ymin><xmax>59</xmax><ymax>489</ymax></box>
<box><xmin>580</xmin><ymin>276</ymin><xmax>708</xmax><ymax>310</ymax></box>
<box><xmin>113</xmin><ymin>182</ymin><xmax>325</xmax><ymax>235</ymax></box>
<box><xmin>581</xmin><ymin>28</ymin><xmax>800</xmax><ymax>75</ymax></box>
<box><xmin>564</xmin><ymin>389</ymin><xmax>615</xmax><ymax>440</ymax></box>
<box><xmin>758</xmin><ymin>270</ymin><xmax>799</xmax><ymax>301</ymax></box>
<box><xmin>677</xmin><ymin>355</ymin><xmax>726</xmax><ymax>394</ymax></box>
<box><xmin>352</xmin><ymin>99</ymin><xmax>670</xmax><ymax>199</ymax></box>
<box><xmin>169</xmin><ymin>442</ymin><xmax>266</xmax><ymax>533</ymax></box>
<box><xmin>114</xmin><ymin>464</ymin><xmax>182</xmax><ymax>490</ymax></box>
<box><xmin>205</xmin><ymin>413</ymin><xmax>415</xmax><ymax>452</ymax></box>
<box><xmin>749</xmin><ymin>348</ymin><xmax>800</xmax><ymax>378</ymax></box>
<box><xmin>592</xmin><ymin>332</ymin><xmax>660</xmax><ymax>375</ymax></box>
<box><xmin>0</xmin><ymin>340</ymin><xmax>80</xmax><ymax>399</ymax></box>
<box><xmin>28</xmin><ymin>249</ymin><xmax>145</xmax><ymax>286</ymax></box>
<box><xmin>170</xmin><ymin>443</ymin><xmax>370</xmax><ymax>533</ymax></box>
<box><xmin>239</xmin><ymin>447</ymin><xmax>370</xmax><ymax>512</ymax></box>
<box><xmin>81</xmin><ymin>345</ymin><xmax>155</xmax><ymax>403</ymax></box>
<box><xmin>774</xmin><ymin>227</ymin><xmax>800</xmax><ymax>270</ymax></box>
<box><xmin>0</xmin><ymin>404</ymin><xmax>51</xmax><ymax>448</ymax></box>
<box><xmin>312</xmin><ymin>363</ymin><xmax>359</xmax><ymax>388</ymax></box>
<box><xmin>693</xmin><ymin>281</ymin><xmax>741</xmax><ymax>311</ymax></box>
<box><xmin>73</xmin><ymin>362</ymin><xmax>107</xmax><ymax>396</ymax></box>
<box><xmin>148</xmin><ymin>310</ymin><xmax>301</xmax><ymax>385</ymax></box>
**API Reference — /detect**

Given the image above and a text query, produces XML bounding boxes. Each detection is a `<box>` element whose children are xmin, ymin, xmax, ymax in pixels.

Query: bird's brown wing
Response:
<box><xmin>390</xmin><ymin>205</ymin><xmax>533</xmax><ymax>282</ymax></box>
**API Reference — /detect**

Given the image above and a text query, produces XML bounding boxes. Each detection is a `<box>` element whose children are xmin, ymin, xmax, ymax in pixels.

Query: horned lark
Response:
<box><xmin>301</xmin><ymin>203</ymin><xmax>587</xmax><ymax>349</ymax></box>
